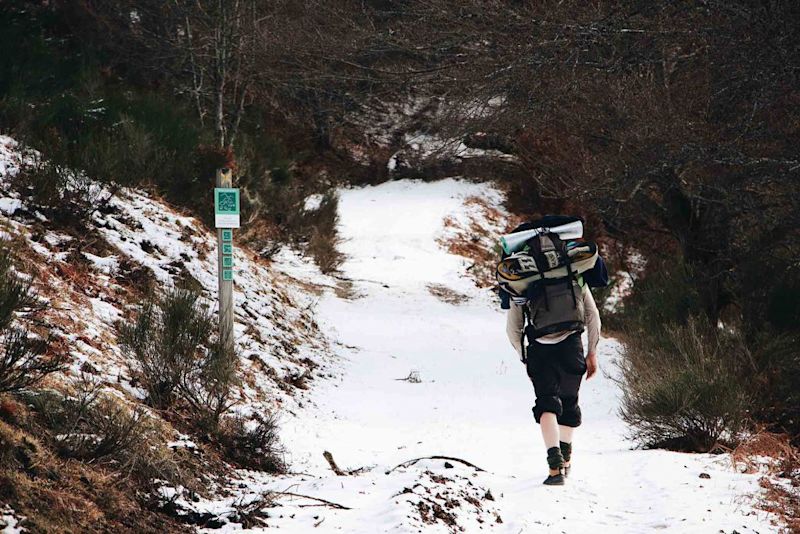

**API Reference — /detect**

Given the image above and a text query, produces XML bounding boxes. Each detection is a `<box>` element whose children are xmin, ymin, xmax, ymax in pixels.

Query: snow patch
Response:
<box><xmin>303</xmin><ymin>193</ymin><xmax>324</xmax><ymax>212</ymax></box>
<box><xmin>0</xmin><ymin>506</ymin><xmax>24</xmax><ymax>534</ymax></box>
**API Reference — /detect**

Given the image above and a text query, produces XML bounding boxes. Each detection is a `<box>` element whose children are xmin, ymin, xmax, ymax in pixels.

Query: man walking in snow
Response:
<box><xmin>506</xmin><ymin>275</ymin><xmax>601</xmax><ymax>485</ymax></box>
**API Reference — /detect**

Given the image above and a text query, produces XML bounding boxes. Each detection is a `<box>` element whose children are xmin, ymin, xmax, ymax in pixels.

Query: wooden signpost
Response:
<box><xmin>214</xmin><ymin>168</ymin><xmax>239</xmax><ymax>353</ymax></box>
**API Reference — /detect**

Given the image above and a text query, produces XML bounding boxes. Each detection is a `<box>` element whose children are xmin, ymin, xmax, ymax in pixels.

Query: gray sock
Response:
<box><xmin>547</xmin><ymin>446</ymin><xmax>564</xmax><ymax>470</ymax></box>
<box><xmin>560</xmin><ymin>441</ymin><xmax>572</xmax><ymax>463</ymax></box>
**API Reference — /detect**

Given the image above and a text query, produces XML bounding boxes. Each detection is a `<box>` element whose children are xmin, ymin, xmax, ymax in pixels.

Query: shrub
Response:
<box><xmin>0</xmin><ymin>249</ymin><xmax>67</xmax><ymax>393</ymax></box>
<box><xmin>14</xmin><ymin>155</ymin><xmax>110</xmax><ymax>227</ymax></box>
<box><xmin>618</xmin><ymin>317</ymin><xmax>752</xmax><ymax>452</ymax></box>
<box><xmin>118</xmin><ymin>287</ymin><xmax>214</xmax><ymax>409</ymax></box>
<box><xmin>181</xmin><ymin>337</ymin><xmax>239</xmax><ymax>432</ymax></box>
<box><xmin>39</xmin><ymin>379</ymin><xmax>146</xmax><ymax>464</ymax></box>
<box><xmin>615</xmin><ymin>260</ymin><xmax>702</xmax><ymax>340</ymax></box>
<box><xmin>304</xmin><ymin>192</ymin><xmax>344</xmax><ymax>274</ymax></box>
<box><xmin>748</xmin><ymin>333</ymin><xmax>800</xmax><ymax>440</ymax></box>
<box><xmin>217</xmin><ymin>414</ymin><xmax>285</xmax><ymax>473</ymax></box>
<box><xmin>118</xmin><ymin>287</ymin><xmax>239</xmax><ymax>432</ymax></box>
<box><xmin>20</xmin><ymin>383</ymin><xmax>185</xmax><ymax>490</ymax></box>
<box><xmin>75</xmin><ymin>116</ymin><xmax>160</xmax><ymax>188</ymax></box>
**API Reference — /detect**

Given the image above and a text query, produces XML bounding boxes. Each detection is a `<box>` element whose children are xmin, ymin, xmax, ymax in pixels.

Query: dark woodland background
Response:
<box><xmin>0</xmin><ymin>1</ymin><xmax>798</xmax><ymax>529</ymax></box>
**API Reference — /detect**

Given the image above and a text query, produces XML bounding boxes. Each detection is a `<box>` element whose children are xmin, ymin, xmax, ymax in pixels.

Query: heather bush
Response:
<box><xmin>118</xmin><ymin>287</ymin><xmax>239</xmax><ymax>431</ymax></box>
<box><xmin>217</xmin><ymin>413</ymin><xmax>285</xmax><ymax>473</ymax></box>
<box><xmin>619</xmin><ymin>316</ymin><xmax>752</xmax><ymax>452</ymax></box>
<box><xmin>118</xmin><ymin>288</ymin><xmax>214</xmax><ymax>409</ymax></box>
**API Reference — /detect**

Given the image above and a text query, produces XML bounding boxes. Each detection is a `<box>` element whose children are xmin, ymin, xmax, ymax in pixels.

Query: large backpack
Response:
<box><xmin>496</xmin><ymin>226</ymin><xmax>599</xmax><ymax>361</ymax></box>
<box><xmin>508</xmin><ymin>232</ymin><xmax>586</xmax><ymax>334</ymax></box>
<box><xmin>497</xmin><ymin>218</ymin><xmax>608</xmax><ymax>310</ymax></box>
<box><xmin>496</xmin><ymin>238</ymin><xmax>598</xmax><ymax>296</ymax></box>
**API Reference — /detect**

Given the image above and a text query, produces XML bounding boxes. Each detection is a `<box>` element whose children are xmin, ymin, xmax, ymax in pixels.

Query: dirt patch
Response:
<box><xmin>395</xmin><ymin>468</ymin><xmax>501</xmax><ymax>532</ymax></box>
<box><xmin>437</xmin><ymin>194</ymin><xmax>521</xmax><ymax>290</ymax></box>
<box><xmin>426</xmin><ymin>283</ymin><xmax>469</xmax><ymax>305</ymax></box>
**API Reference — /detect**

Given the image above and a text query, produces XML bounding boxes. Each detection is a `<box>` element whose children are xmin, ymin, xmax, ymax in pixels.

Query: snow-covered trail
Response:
<box><xmin>258</xmin><ymin>179</ymin><xmax>776</xmax><ymax>533</ymax></box>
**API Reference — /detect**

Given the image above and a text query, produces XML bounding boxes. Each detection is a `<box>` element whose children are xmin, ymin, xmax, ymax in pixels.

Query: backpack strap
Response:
<box><xmin>529</xmin><ymin>234</ymin><xmax>552</xmax><ymax>310</ymax></box>
<box><xmin>520</xmin><ymin>305</ymin><xmax>530</xmax><ymax>364</ymax></box>
<box><xmin>563</xmin><ymin>246</ymin><xmax>578</xmax><ymax>308</ymax></box>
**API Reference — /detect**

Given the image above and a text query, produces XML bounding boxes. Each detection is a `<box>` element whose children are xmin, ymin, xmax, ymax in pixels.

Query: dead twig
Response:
<box><xmin>394</xmin><ymin>370</ymin><xmax>422</xmax><ymax>383</ymax></box>
<box><xmin>322</xmin><ymin>450</ymin><xmax>372</xmax><ymax>476</ymax></box>
<box><xmin>323</xmin><ymin>450</ymin><xmax>345</xmax><ymax>476</ymax></box>
<box><xmin>274</xmin><ymin>491</ymin><xmax>351</xmax><ymax>510</ymax></box>
<box><xmin>387</xmin><ymin>456</ymin><xmax>487</xmax><ymax>474</ymax></box>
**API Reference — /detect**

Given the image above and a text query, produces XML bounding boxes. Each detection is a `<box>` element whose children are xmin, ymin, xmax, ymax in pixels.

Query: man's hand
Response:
<box><xmin>586</xmin><ymin>352</ymin><xmax>598</xmax><ymax>380</ymax></box>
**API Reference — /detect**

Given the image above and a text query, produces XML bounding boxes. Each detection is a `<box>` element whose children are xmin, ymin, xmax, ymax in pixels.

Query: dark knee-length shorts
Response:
<box><xmin>526</xmin><ymin>332</ymin><xmax>586</xmax><ymax>427</ymax></box>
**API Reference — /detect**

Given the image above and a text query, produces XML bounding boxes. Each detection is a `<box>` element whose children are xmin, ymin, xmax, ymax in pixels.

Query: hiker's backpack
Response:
<box><xmin>498</xmin><ymin>231</ymin><xmax>589</xmax><ymax>338</ymax></box>
<box><xmin>497</xmin><ymin>218</ymin><xmax>608</xmax><ymax>310</ymax></box>
<box><xmin>496</xmin><ymin>238</ymin><xmax>599</xmax><ymax>297</ymax></box>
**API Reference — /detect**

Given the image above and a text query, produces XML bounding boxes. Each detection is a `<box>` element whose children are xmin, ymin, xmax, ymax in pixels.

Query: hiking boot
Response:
<box><xmin>544</xmin><ymin>446</ymin><xmax>565</xmax><ymax>486</ymax></box>
<box><xmin>543</xmin><ymin>472</ymin><xmax>565</xmax><ymax>486</ymax></box>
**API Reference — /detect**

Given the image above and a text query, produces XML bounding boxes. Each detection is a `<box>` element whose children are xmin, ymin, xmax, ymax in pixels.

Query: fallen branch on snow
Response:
<box><xmin>323</xmin><ymin>450</ymin><xmax>345</xmax><ymax>476</ymax></box>
<box><xmin>274</xmin><ymin>491</ymin><xmax>352</xmax><ymax>510</ymax></box>
<box><xmin>387</xmin><ymin>456</ymin><xmax>487</xmax><ymax>474</ymax></box>
<box><xmin>321</xmin><ymin>451</ymin><xmax>373</xmax><ymax>476</ymax></box>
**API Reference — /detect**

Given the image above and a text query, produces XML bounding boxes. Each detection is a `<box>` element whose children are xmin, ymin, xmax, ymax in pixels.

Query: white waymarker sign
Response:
<box><xmin>214</xmin><ymin>187</ymin><xmax>240</xmax><ymax>228</ymax></box>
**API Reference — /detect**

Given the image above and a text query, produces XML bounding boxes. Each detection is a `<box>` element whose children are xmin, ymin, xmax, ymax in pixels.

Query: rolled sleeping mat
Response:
<box><xmin>496</xmin><ymin>242</ymin><xmax>599</xmax><ymax>297</ymax></box>
<box><xmin>500</xmin><ymin>219</ymin><xmax>583</xmax><ymax>255</ymax></box>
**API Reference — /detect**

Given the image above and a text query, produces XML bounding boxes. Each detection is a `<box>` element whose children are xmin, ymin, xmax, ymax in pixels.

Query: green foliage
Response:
<box><xmin>118</xmin><ymin>287</ymin><xmax>214</xmax><ymax>409</ymax></box>
<box><xmin>118</xmin><ymin>287</ymin><xmax>239</xmax><ymax>431</ymax></box>
<box><xmin>618</xmin><ymin>317</ymin><xmax>752</xmax><ymax>452</ymax></box>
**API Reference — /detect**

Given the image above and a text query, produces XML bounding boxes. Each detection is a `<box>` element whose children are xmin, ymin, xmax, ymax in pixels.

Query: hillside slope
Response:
<box><xmin>0</xmin><ymin>135</ymin><xmax>333</xmax><ymax>413</ymax></box>
<box><xmin>0</xmin><ymin>135</ymin><xmax>338</xmax><ymax>530</ymax></box>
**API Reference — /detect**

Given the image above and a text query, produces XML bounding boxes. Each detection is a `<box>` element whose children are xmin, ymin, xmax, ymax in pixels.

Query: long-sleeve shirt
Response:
<box><xmin>506</xmin><ymin>285</ymin><xmax>601</xmax><ymax>358</ymax></box>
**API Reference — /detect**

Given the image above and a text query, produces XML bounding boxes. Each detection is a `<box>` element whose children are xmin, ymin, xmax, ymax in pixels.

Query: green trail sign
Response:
<box><xmin>214</xmin><ymin>188</ymin><xmax>240</xmax><ymax>228</ymax></box>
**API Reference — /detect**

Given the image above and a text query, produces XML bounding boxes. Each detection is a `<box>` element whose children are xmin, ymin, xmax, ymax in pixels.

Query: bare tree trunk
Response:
<box><xmin>184</xmin><ymin>15</ymin><xmax>205</xmax><ymax>126</ymax></box>
<box><xmin>214</xmin><ymin>0</ymin><xmax>227</xmax><ymax>148</ymax></box>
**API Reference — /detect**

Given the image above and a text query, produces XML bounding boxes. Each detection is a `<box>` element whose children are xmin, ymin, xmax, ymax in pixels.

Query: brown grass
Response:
<box><xmin>0</xmin><ymin>418</ymin><xmax>191</xmax><ymax>533</ymax></box>
<box><xmin>437</xmin><ymin>195</ymin><xmax>521</xmax><ymax>290</ymax></box>
<box><xmin>426</xmin><ymin>283</ymin><xmax>470</xmax><ymax>305</ymax></box>
<box><xmin>732</xmin><ymin>431</ymin><xmax>800</xmax><ymax>533</ymax></box>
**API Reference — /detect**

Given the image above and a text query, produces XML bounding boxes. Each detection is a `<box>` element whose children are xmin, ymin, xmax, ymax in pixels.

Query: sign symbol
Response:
<box><xmin>215</xmin><ymin>188</ymin><xmax>240</xmax><ymax>229</ymax></box>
